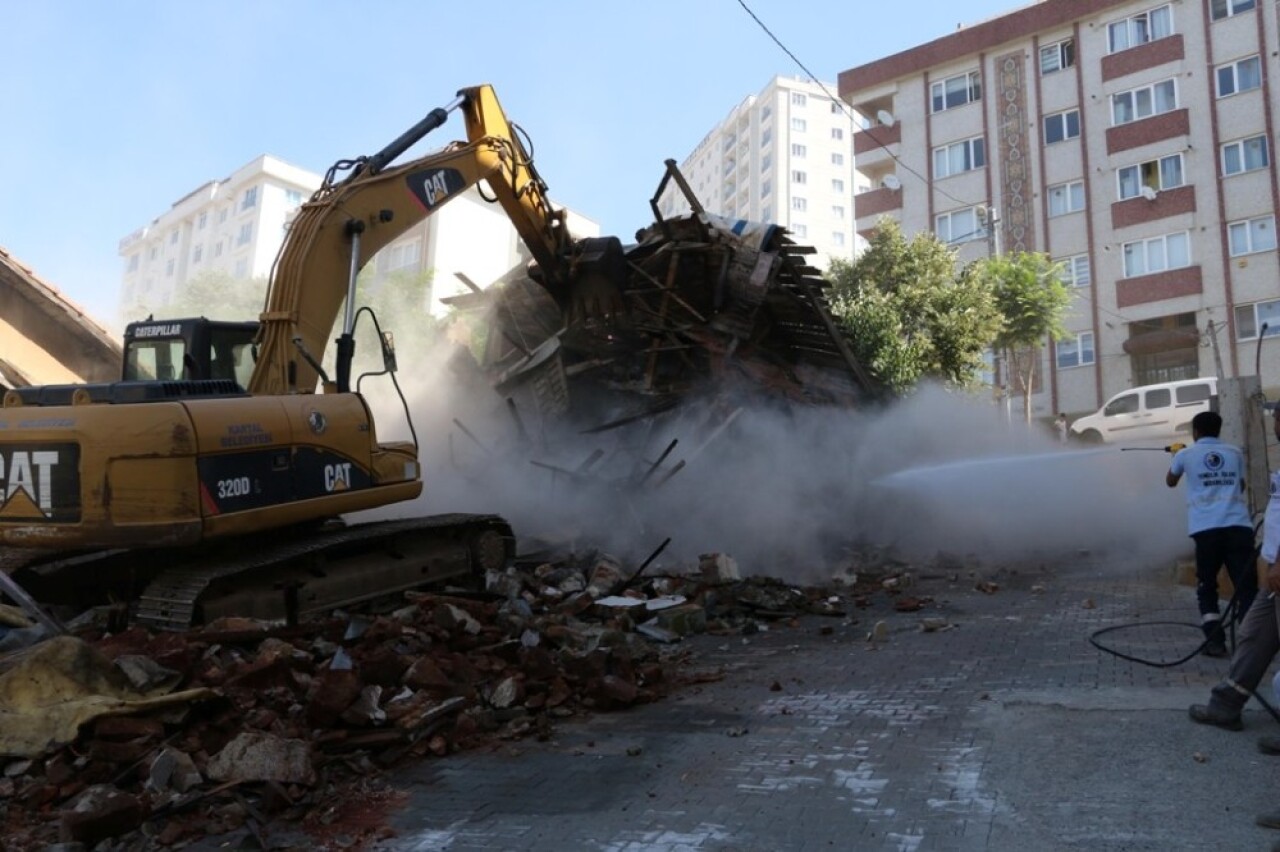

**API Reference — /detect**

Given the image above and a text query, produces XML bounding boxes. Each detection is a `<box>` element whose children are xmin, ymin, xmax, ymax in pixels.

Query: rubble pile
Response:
<box><xmin>0</xmin><ymin>543</ymin><xmax>931</xmax><ymax>851</ymax></box>
<box><xmin>448</xmin><ymin>166</ymin><xmax>881</xmax><ymax>451</ymax></box>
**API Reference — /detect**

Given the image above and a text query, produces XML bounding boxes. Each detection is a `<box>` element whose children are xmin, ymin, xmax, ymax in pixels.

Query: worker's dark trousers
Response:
<box><xmin>1206</xmin><ymin>592</ymin><xmax>1280</xmax><ymax>714</ymax></box>
<box><xmin>1193</xmin><ymin>526</ymin><xmax>1258</xmax><ymax>638</ymax></box>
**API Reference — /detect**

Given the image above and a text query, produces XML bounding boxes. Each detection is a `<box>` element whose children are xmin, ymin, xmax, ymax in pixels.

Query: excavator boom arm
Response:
<box><xmin>250</xmin><ymin>84</ymin><xmax>573</xmax><ymax>396</ymax></box>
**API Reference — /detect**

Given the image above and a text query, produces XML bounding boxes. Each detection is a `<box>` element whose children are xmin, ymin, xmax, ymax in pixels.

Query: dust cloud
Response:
<box><xmin>353</xmin><ymin>338</ymin><xmax>1191</xmax><ymax>581</ymax></box>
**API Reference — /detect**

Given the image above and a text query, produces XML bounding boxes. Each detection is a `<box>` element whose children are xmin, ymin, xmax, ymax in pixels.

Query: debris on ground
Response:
<box><xmin>0</xmin><ymin>539</ymin><xmax>981</xmax><ymax>850</ymax></box>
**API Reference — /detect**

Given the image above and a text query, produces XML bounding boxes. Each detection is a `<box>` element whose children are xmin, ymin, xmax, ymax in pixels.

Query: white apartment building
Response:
<box><xmin>658</xmin><ymin>76</ymin><xmax>862</xmax><ymax>270</ymax></box>
<box><xmin>119</xmin><ymin>156</ymin><xmax>599</xmax><ymax>323</ymax></box>
<box><xmin>842</xmin><ymin>0</ymin><xmax>1280</xmax><ymax>420</ymax></box>
<box><xmin>119</xmin><ymin>156</ymin><xmax>319</xmax><ymax>317</ymax></box>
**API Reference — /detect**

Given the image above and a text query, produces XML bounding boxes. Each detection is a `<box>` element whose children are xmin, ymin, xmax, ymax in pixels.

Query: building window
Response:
<box><xmin>794</xmin><ymin>223</ymin><xmax>808</xmax><ymax>238</ymax></box>
<box><xmin>1117</xmin><ymin>154</ymin><xmax>1184</xmax><ymax>199</ymax></box>
<box><xmin>832</xmin><ymin>232</ymin><xmax>846</xmax><ymax>246</ymax></box>
<box><xmin>762</xmin><ymin>206</ymin><xmax>773</xmax><ymax>222</ymax></box>
<box><xmin>1044</xmin><ymin>109</ymin><xmax>1081</xmax><ymax>144</ymax></box>
<box><xmin>235</xmin><ymin>259</ymin><xmax>248</xmax><ymax>278</ymax></box>
<box><xmin>1112</xmin><ymin>79</ymin><xmax>1177</xmax><ymax>125</ymax></box>
<box><xmin>1056</xmin><ymin>332</ymin><xmax>1096</xmax><ymax>369</ymax></box>
<box><xmin>791</xmin><ymin>143</ymin><xmax>806</xmax><ymax>158</ymax></box>
<box><xmin>165</xmin><ymin>259</ymin><xmax>175</xmax><ymax>277</ymax></box>
<box><xmin>213</xmin><ymin>241</ymin><xmax>223</xmax><ymax>258</ymax></box>
<box><xmin>127</xmin><ymin>254</ymin><xmax>139</xmax><ymax>272</ymax></box>
<box><xmin>1058</xmin><ymin>254</ymin><xmax>1091</xmax><ymax>287</ymax></box>
<box><xmin>1040</xmin><ymin>39</ymin><xmax>1075</xmax><ymax>75</ymax></box>
<box><xmin>762</xmin><ymin>179</ymin><xmax>771</xmax><ymax>197</ymax></box>
<box><xmin>792</xmin><ymin>92</ymin><xmax>807</xmax><ymax>106</ymax></box>
<box><xmin>762</xmin><ymin>104</ymin><xmax>772</xmax><ymax>120</ymax></box>
<box><xmin>237</xmin><ymin>222</ymin><xmax>253</xmax><ymax>246</ymax></box>
<box><xmin>792</xmin><ymin>197</ymin><xmax>807</xmax><ymax>212</ymax></box>
<box><xmin>149</xmin><ymin>247</ymin><xmax>158</xmax><ymax>261</ymax></box>
<box><xmin>1122</xmin><ymin>231</ymin><xmax>1190</xmax><ymax>277</ymax></box>
<box><xmin>832</xmin><ymin>205</ymin><xmax>845</xmax><ymax>219</ymax></box>
<box><xmin>831</xmin><ymin>128</ymin><xmax>844</xmax><ymax>141</ymax></box>
<box><xmin>831</xmin><ymin>152</ymin><xmax>844</xmax><ymax>166</ymax></box>
<box><xmin>792</xmin><ymin>170</ymin><xmax>807</xmax><ymax>184</ymax></box>
<box><xmin>1217</xmin><ymin>56</ymin><xmax>1262</xmax><ymax>98</ymax></box>
<box><xmin>1047</xmin><ymin>180</ymin><xmax>1085</xmax><ymax>216</ymax></box>
<box><xmin>1228</xmin><ymin>215</ymin><xmax>1277</xmax><ymax>256</ymax></box>
<box><xmin>240</xmin><ymin>186</ymin><xmax>258</xmax><ymax>211</ymax></box>
<box><xmin>762</xmin><ymin>128</ymin><xmax>772</xmax><ymax>147</ymax></box>
<box><xmin>831</xmin><ymin>101</ymin><xmax>843</xmax><ymax>114</ymax></box>
<box><xmin>832</xmin><ymin>179</ymin><xmax>845</xmax><ymax>193</ymax></box>
<box><xmin>1212</xmin><ymin>0</ymin><xmax>1256</xmax><ymax>21</ymax></box>
<box><xmin>791</xmin><ymin>118</ymin><xmax>807</xmax><ymax>132</ymax></box>
<box><xmin>932</xmin><ymin>136</ymin><xmax>986</xmax><ymax>178</ymax></box>
<box><xmin>197</xmin><ymin>212</ymin><xmax>207</xmax><ymax>230</ymax></box>
<box><xmin>1235</xmin><ymin>298</ymin><xmax>1280</xmax><ymax>340</ymax></box>
<box><xmin>193</xmin><ymin>245</ymin><xmax>203</xmax><ymax>264</ymax></box>
<box><xmin>935</xmin><ymin>206</ymin><xmax>985</xmax><ymax>244</ymax></box>
<box><xmin>285</xmin><ymin>189</ymin><xmax>303</xmax><ymax>206</ymax></box>
<box><xmin>931</xmin><ymin>71</ymin><xmax>982</xmax><ymax>113</ymax></box>
<box><xmin>1108</xmin><ymin>5</ymin><xmax>1173</xmax><ymax>53</ymax></box>
<box><xmin>169</xmin><ymin>231</ymin><xmax>179</xmax><ymax>246</ymax></box>
<box><xmin>1222</xmin><ymin>135</ymin><xmax>1269</xmax><ymax>175</ymax></box>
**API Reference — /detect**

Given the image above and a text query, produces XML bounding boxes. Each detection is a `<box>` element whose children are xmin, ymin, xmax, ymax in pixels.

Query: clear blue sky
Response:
<box><xmin>0</xmin><ymin>0</ymin><xmax>1020</xmax><ymax>330</ymax></box>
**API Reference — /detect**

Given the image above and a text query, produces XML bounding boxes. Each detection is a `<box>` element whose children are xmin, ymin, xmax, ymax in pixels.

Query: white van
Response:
<box><xmin>1069</xmin><ymin>377</ymin><xmax>1217</xmax><ymax>444</ymax></box>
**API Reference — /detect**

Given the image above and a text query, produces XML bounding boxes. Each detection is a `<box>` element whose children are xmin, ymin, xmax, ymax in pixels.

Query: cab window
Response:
<box><xmin>1105</xmin><ymin>393</ymin><xmax>1139</xmax><ymax>416</ymax></box>
<box><xmin>1145</xmin><ymin>388</ymin><xmax>1171</xmax><ymax>409</ymax></box>
<box><xmin>124</xmin><ymin>339</ymin><xmax>188</xmax><ymax>381</ymax></box>
<box><xmin>1176</xmin><ymin>383</ymin><xmax>1212</xmax><ymax>404</ymax></box>
<box><xmin>209</xmin><ymin>327</ymin><xmax>258</xmax><ymax>388</ymax></box>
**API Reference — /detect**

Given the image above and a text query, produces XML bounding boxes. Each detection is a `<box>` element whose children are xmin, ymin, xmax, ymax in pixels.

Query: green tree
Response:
<box><xmin>972</xmin><ymin>251</ymin><xmax>1072</xmax><ymax>423</ymax></box>
<box><xmin>826</xmin><ymin>219</ymin><xmax>1002</xmax><ymax>393</ymax></box>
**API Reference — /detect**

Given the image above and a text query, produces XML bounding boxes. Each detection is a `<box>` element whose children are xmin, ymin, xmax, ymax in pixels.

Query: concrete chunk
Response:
<box><xmin>206</xmin><ymin>732</ymin><xmax>315</xmax><ymax>786</ymax></box>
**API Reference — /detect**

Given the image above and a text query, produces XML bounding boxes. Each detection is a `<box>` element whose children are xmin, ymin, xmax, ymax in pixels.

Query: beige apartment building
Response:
<box><xmin>842</xmin><ymin>0</ymin><xmax>1279</xmax><ymax>418</ymax></box>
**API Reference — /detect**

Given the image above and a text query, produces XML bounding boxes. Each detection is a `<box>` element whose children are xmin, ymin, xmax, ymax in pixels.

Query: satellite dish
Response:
<box><xmin>1139</xmin><ymin>185</ymin><xmax>1158</xmax><ymax>201</ymax></box>
<box><xmin>877</xmin><ymin>110</ymin><xmax>897</xmax><ymax>128</ymax></box>
<box><xmin>880</xmin><ymin>174</ymin><xmax>902</xmax><ymax>191</ymax></box>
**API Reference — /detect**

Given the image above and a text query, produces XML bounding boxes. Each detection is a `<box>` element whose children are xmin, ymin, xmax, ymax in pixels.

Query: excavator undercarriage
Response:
<box><xmin>4</xmin><ymin>514</ymin><xmax>512</xmax><ymax>630</ymax></box>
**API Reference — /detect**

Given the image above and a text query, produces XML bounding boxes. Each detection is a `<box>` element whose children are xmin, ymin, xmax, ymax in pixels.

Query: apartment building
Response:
<box><xmin>842</xmin><ymin>0</ymin><xmax>1280</xmax><ymax>419</ymax></box>
<box><xmin>119</xmin><ymin>156</ymin><xmax>319</xmax><ymax>318</ymax></box>
<box><xmin>658</xmin><ymin>76</ymin><xmax>862</xmax><ymax>270</ymax></box>
<box><xmin>119</xmin><ymin>156</ymin><xmax>600</xmax><ymax>323</ymax></box>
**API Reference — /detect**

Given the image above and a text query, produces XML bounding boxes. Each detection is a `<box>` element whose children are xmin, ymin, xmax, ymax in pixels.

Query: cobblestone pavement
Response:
<box><xmin>375</xmin><ymin>555</ymin><xmax>1280</xmax><ymax>851</ymax></box>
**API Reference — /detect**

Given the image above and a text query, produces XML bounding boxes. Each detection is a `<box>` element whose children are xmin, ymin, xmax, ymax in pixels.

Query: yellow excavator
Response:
<box><xmin>0</xmin><ymin>85</ymin><xmax>626</xmax><ymax>628</ymax></box>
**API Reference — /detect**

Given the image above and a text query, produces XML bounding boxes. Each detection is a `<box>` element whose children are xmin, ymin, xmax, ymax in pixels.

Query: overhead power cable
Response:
<box><xmin>732</xmin><ymin>0</ymin><xmax>979</xmax><ymax>210</ymax></box>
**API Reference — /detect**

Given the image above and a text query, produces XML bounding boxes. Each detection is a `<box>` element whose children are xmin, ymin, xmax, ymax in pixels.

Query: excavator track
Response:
<box><xmin>11</xmin><ymin>514</ymin><xmax>514</xmax><ymax>631</ymax></box>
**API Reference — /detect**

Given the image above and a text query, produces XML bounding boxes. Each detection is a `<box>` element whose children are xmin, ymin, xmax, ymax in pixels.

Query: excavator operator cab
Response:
<box><xmin>123</xmin><ymin>318</ymin><xmax>259</xmax><ymax>389</ymax></box>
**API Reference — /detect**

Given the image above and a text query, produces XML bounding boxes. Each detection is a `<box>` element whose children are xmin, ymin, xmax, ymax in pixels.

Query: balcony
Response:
<box><xmin>1106</xmin><ymin>109</ymin><xmax>1190</xmax><ymax>156</ymax></box>
<box><xmin>1115</xmin><ymin>265</ymin><xmax>1202</xmax><ymax>308</ymax></box>
<box><xmin>855</xmin><ymin>186</ymin><xmax>903</xmax><ymax>220</ymax></box>
<box><xmin>1101</xmin><ymin>35</ymin><xmax>1184</xmax><ymax>83</ymax></box>
<box><xmin>1111</xmin><ymin>185</ymin><xmax>1196</xmax><ymax>230</ymax></box>
<box><xmin>854</xmin><ymin>122</ymin><xmax>900</xmax><ymax>156</ymax></box>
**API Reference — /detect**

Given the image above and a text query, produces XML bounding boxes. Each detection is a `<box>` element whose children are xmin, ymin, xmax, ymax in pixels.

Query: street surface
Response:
<box><xmin>374</xmin><ymin>552</ymin><xmax>1280</xmax><ymax>851</ymax></box>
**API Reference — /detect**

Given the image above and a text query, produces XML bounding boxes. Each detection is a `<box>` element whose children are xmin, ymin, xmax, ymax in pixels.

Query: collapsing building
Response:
<box><xmin>455</xmin><ymin>161</ymin><xmax>880</xmax><ymax>449</ymax></box>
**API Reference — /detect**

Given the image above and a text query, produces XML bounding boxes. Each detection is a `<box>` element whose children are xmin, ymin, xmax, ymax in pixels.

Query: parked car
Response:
<box><xmin>1069</xmin><ymin>377</ymin><xmax>1217</xmax><ymax>444</ymax></box>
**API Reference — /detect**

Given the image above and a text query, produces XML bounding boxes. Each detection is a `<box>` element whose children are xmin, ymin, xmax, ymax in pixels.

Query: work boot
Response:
<box><xmin>1188</xmin><ymin>703</ymin><xmax>1243</xmax><ymax>731</ymax></box>
<box><xmin>1202</xmin><ymin>639</ymin><xmax>1229</xmax><ymax>658</ymax></box>
<box><xmin>1259</xmin><ymin>735</ymin><xmax>1280</xmax><ymax>755</ymax></box>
